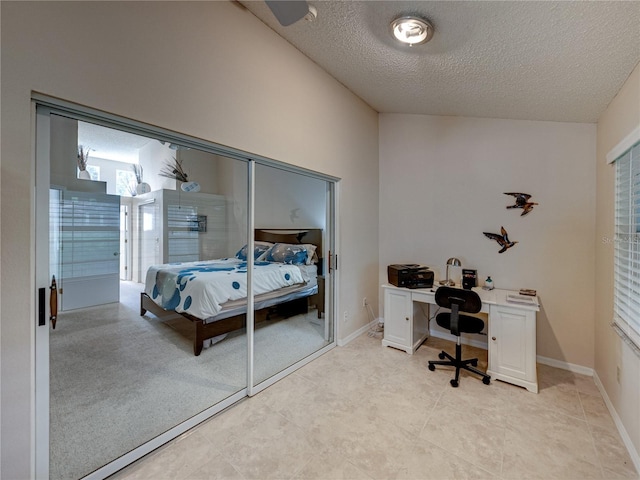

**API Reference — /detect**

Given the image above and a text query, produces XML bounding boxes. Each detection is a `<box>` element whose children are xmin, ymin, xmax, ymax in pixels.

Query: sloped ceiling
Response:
<box><xmin>241</xmin><ymin>0</ymin><xmax>640</xmax><ymax>123</ymax></box>
<box><xmin>77</xmin><ymin>121</ymin><xmax>153</xmax><ymax>163</ymax></box>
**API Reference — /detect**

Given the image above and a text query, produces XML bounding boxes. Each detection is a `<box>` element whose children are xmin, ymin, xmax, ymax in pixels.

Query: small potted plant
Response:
<box><xmin>159</xmin><ymin>157</ymin><xmax>199</xmax><ymax>192</ymax></box>
<box><xmin>132</xmin><ymin>164</ymin><xmax>150</xmax><ymax>194</ymax></box>
<box><xmin>77</xmin><ymin>145</ymin><xmax>92</xmax><ymax>179</ymax></box>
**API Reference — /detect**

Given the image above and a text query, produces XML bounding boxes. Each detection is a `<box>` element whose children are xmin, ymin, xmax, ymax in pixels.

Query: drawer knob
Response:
<box><xmin>492</xmin><ymin>337</ymin><xmax>497</xmax><ymax>341</ymax></box>
<box><xmin>405</xmin><ymin>317</ymin><xmax>409</xmax><ymax>321</ymax></box>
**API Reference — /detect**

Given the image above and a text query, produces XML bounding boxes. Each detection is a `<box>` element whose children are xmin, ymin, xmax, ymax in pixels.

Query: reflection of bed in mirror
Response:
<box><xmin>140</xmin><ymin>229</ymin><xmax>324</xmax><ymax>356</ymax></box>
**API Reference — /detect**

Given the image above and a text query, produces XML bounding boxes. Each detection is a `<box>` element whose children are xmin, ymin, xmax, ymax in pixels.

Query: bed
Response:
<box><xmin>140</xmin><ymin>229</ymin><xmax>323</xmax><ymax>355</ymax></box>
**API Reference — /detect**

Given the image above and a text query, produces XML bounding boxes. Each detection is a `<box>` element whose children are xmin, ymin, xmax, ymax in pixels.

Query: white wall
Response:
<box><xmin>595</xmin><ymin>61</ymin><xmax>640</xmax><ymax>464</ymax></box>
<box><xmin>138</xmin><ymin>140</ymin><xmax>180</xmax><ymax>191</ymax></box>
<box><xmin>379</xmin><ymin>114</ymin><xmax>596</xmax><ymax>368</ymax></box>
<box><xmin>177</xmin><ymin>148</ymin><xmax>222</xmax><ymax>195</ymax></box>
<box><xmin>0</xmin><ymin>2</ymin><xmax>379</xmax><ymax>477</ymax></box>
<box><xmin>255</xmin><ymin>164</ymin><xmax>327</xmax><ymax>231</ymax></box>
<box><xmin>50</xmin><ymin>115</ymin><xmax>108</xmax><ymax>194</ymax></box>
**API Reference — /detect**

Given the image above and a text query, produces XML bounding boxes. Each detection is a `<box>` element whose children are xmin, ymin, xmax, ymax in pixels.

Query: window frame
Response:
<box><xmin>612</xmin><ymin>136</ymin><xmax>640</xmax><ymax>354</ymax></box>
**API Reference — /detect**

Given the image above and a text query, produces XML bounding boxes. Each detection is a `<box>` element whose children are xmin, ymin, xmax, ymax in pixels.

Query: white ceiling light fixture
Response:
<box><xmin>390</xmin><ymin>15</ymin><xmax>434</xmax><ymax>46</ymax></box>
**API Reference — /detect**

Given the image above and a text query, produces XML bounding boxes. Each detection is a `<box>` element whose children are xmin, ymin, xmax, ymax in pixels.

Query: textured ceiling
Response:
<box><xmin>241</xmin><ymin>0</ymin><xmax>640</xmax><ymax>123</ymax></box>
<box><xmin>78</xmin><ymin>121</ymin><xmax>152</xmax><ymax>163</ymax></box>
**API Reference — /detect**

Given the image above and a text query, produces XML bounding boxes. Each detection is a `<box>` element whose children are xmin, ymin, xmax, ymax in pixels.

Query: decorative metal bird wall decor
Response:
<box><xmin>483</xmin><ymin>226</ymin><xmax>518</xmax><ymax>253</ymax></box>
<box><xmin>504</xmin><ymin>192</ymin><xmax>538</xmax><ymax>216</ymax></box>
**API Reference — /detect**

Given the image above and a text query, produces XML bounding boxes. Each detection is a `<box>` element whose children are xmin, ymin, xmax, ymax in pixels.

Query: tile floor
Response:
<box><xmin>113</xmin><ymin>334</ymin><xmax>639</xmax><ymax>480</ymax></box>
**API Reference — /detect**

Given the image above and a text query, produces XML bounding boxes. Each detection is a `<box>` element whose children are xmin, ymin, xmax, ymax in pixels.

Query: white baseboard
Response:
<box><xmin>592</xmin><ymin>371</ymin><xmax>640</xmax><ymax>474</ymax></box>
<box><xmin>535</xmin><ymin>355</ymin><xmax>594</xmax><ymax>377</ymax></box>
<box><xmin>338</xmin><ymin>319</ymin><xmax>377</xmax><ymax>346</ymax></box>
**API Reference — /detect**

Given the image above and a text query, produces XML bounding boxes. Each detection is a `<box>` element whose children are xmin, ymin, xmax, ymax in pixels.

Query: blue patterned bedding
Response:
<box><xmin>145</xmin><ymin>258</ymin><xmax>306</xmax><ymax>320</ymax></box>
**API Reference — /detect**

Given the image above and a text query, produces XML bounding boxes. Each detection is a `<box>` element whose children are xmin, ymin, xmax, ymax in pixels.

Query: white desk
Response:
<box><xmin>382</xmin><ymin>284</ymin><xmax>540</xmax><ymax>393</ymax></box>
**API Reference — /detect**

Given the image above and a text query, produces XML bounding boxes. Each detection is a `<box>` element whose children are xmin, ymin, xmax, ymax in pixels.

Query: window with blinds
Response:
<box><xmin>166</xmin><ymin>204</ymin><xmax>199</xmax><ymax>263</ymax></box>
<box><xmin>59</xmin><ymin>190</ymin><xmax>120</xmax><ymax>279</ymax></box>
<box><xmin>613</xmin><ymin>140</ymin><xmax>640</xmax><ymax>351</ymax></box>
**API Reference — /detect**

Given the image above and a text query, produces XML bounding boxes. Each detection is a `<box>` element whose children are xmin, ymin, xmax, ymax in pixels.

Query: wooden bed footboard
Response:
<box><xmin>140</xmin><ymin>293</ymin><xmax>307</xmax><ymax>356</ymax></box>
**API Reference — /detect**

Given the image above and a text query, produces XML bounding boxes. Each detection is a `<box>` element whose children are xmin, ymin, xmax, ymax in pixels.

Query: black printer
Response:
<box><xmin>387</xmin><ymin>264</ymin><xmax>434</xmax><ymax>289</ymax></box>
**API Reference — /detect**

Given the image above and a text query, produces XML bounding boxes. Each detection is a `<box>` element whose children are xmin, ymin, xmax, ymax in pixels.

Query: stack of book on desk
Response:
<box><xmin>506</xmin><ymin>293</ymin><xmax>538</xmax><ymax>306</ymax></box>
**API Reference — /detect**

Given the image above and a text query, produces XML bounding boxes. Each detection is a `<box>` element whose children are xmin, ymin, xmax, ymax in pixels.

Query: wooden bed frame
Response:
<box><xmin>140</xmin><ymin>229</ymin><xmax>323</xmax><ymax>356</ymax></box>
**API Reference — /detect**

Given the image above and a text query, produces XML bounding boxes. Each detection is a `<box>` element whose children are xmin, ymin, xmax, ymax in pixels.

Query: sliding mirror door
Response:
<box><xmin>40</xmin><ymin>111</ymin><xmax>250</xmax><ymax>479</ymax></box>
<box><xmin>252</xmin><ymin>163</ymin><xmax>334</xmax><ymax>387</ymax></box>
<box><xmin>36</xmin><ymin>101</ymin><xmax>338</xmax><ymax>479</ymax></box>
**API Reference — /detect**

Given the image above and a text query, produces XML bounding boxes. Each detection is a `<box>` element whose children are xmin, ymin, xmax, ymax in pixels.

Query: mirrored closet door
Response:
<box><xmin>39</xmin><ymin>111</ymin><xmax>250</xmax><ymax>480</ymax></box>
<box><xmin>252</xmin><ymin>164</ymin><xmax>334</xmax><ymax>388</ymax></box>
<box><xmin>35</xmin><ymin>102</ymin><xmax>337</xmax><ymax>479</ymax></box>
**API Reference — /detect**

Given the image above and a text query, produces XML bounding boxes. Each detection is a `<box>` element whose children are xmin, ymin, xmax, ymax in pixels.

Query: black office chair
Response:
<box><xmin>428</xmin><ymin>287</ymin><xmax>491</xmax><ymax>387</ymax></box>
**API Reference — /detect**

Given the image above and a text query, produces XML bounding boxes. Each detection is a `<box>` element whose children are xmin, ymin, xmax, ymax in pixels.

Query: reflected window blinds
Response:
<box><xmin>59</xmin><ymin>191</ymin><xmax>120</xmax><ymax>278</ymax></box>
<box><xmin>167</xmin><ymin>204</ymin><xmax>200</xmax><ymax>263</ymax></box>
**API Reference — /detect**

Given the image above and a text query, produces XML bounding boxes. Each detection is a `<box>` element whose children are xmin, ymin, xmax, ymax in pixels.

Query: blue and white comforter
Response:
<box><xmin>145</xmin><ymin>258</ymin><xmax>305</xmax><ymax>320</ymax></box>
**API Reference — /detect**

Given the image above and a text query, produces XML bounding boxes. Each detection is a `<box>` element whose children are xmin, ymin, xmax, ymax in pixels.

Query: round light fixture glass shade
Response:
<box><xmin>390</xmin><ymin>16</ymin><xmax>434</xmax><ymax>46</ymax></box>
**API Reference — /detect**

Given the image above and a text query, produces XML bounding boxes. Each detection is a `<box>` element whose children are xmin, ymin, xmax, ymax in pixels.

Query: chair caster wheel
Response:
<box><xmin>438</xmin><ymin>352</ymin><xmax>446</xmax><ymax>359</ymax></box>
<box><xmin>483</xmin><ymin>377</ymin><xmax>491</xmax><ymax>385</ymax></box>
<box><xmin>450</xmin><ymin>379</ymin><xmax>459</xmax><ymax>388</ymax></box>
<box><xmin>428</xmin><ymin>364</ymin><xmax>435</xmax><ymax>371</ymax></box>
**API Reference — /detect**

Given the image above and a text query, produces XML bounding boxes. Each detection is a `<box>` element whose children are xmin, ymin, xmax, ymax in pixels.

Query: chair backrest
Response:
<box><xmin>435</xmin><ymin>286</ymin><xmax>482</xmax><ymax>314</ymax></box>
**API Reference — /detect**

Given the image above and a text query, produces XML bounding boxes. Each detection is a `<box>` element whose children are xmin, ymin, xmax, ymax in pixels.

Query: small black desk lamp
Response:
<box><xmin>439</xmin><ymin>257</ymin><xmax>461</xmax><ymax>286</ymax></box>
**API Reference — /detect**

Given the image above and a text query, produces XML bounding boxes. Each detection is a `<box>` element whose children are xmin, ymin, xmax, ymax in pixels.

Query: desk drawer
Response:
<box><xmin>411</xmin><ymin>291</ymin><xmax>435</xmax><ymax>304</ymax></box>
